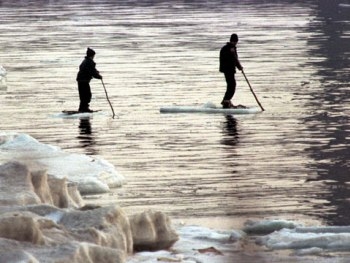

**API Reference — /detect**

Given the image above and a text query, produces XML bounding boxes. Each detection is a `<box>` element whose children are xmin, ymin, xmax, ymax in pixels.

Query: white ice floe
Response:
<box><xmin>0</xmin><ymin>66</ymin><xmax>7</xmax><ymax>78</ymax></box>
<box><xmin>258</xmin><ymin>228</ymin><xmax>350</xmax><ymax>251</ymax></box>
<box><xmin>0</xmin><ymin>66</ymin><xmax>7</xmax><ymax>89</ymax></box>
<box><xmin>243</xmin><ymin>219</ymin><xmax>301</xmax><ymax>234</ymax></box>
<box><xmin>339</xmin><ymin>3</ymin><xmax>350</xmax><ymax>8</ymax></box>
<box><xmin>127</xmin><ymin>220</ymin><xmax>350</xmax><ymax>262</ymax></box>
<box><xmin>250</xmin><ymin>220</ymin><xmax>350</xmax><ymax>255</ymax></box>
<box><xmin>179</xmin><ymin>225</ymin><xmax>246</xmax><ymax>243</ymax></box>
<box><xmin>0</xmin><ymin>66</ymin><xmax>6</xmax><ymax>77</ymax></box>
<box><xmin>0</xmin><ymin>132</ymin><xmax>125</xmax><ymax>194</ymax></box>
<box><xmin>128</xmin><ymin>225</ymin><xmax>244</xmax><ymax>263</ymax></box>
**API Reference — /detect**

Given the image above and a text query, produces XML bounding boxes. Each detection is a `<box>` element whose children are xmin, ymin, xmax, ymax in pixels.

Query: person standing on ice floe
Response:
<box><xmin>219</xmin><ymin>33</ymin><xmax>243</xmax><ymax>108</ymax></box>
<box><xmin>76</xmin><ymin>47</ymin><xmax>103</xmax><ymax>112</ymax></box>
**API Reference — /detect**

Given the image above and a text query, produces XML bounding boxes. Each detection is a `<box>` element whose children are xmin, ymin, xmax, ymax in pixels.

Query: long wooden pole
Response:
<box><xmin>101</xmin><ymin>79</ymin><xmax>116</xmax><ymax>119</ymax></box>
<box><xmin>241</xmin><ymin>71</ymin><xmax>265</xmax><ymax>111</ymax></box>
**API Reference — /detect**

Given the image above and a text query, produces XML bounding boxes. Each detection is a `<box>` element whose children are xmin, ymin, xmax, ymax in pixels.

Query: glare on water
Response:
<box><xmin>0</xmin><ymin>0</ymin><xmax>349</xmax><ymax>229</ymax></box>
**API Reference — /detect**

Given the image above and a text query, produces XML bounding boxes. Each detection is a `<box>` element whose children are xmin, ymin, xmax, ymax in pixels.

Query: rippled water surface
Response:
<box><xmin>0</xmin><ymin>0</ymin><xmax>349</xmax><ymax>227</ymax></box>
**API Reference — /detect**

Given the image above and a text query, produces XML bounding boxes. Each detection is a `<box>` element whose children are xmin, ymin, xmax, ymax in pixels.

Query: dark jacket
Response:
<box><xmin>219</xmin><ymin>42</ymin><xmax>242</xmax><ymax>73</ymax></box>
<box><xmin>76</xmin><ymin>56</ymin><xmax>102</xmax><ymax>82</ymax></box>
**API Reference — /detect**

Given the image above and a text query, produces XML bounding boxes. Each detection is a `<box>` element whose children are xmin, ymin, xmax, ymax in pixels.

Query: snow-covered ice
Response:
<box><xmin>128</xmin><ymin>220</ymin><xmax>350</xmax><ymax>262</ymax></box>
<box><xmin>259</xmin><ymin>226</ymin><xmax>350</xmax><ymax>251</ymax></box>
<box><xmin>125</xmin><ymin>219</ymin><xmax>350</xmax><ymax>262</ymax></box>
<box><xmin>0</xmin><ymin>132</ymin><xmax>125</xmax><ymax>194</ymax></box>
<box><xmin>2</xmin><ymin>132</ymin><xmax>350</xmax><ymax>262</ymax></box>
<box><xmin>243</xmin><ymin>219</ymin><xmax>301</xmax><ymax>234</ymax></box>
<box><xmin>127</xmin><ymin>224</ymin><xmax>244</xmax><ymax>263</ymax></box>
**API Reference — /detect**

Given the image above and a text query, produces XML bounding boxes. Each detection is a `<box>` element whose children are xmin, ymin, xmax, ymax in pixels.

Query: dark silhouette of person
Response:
<box><xmin>76</xmin><ymin>48</ymin><xmax>102</xmax><ymax>112</ymax></box>
<box><xmin>219</xmin><ymin>34</ymin><xmax>243</xmax><ymax>108</ymax></box>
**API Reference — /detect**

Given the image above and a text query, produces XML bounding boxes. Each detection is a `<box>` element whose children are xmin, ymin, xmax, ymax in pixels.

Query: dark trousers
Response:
<box><xmin>78</xmin><ymin>81</ymin><xmax>92</xmax><ymax>111</ymax></box>
<box><xmin>222</xmin><ymin>72</ymin><xmax>236</xmax><ymax>101</ymax></box>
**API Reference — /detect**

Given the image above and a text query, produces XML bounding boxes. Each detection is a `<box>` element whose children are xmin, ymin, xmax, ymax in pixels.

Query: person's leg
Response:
<box><xmin>78</xmin><ymin>82</ymin><xmax>92</xmax><ymax>111</ymax></box>
<box><xmin>222</xmin><ymin>72</ymin><xmax>236</xmax><ymax>108</ymax></box>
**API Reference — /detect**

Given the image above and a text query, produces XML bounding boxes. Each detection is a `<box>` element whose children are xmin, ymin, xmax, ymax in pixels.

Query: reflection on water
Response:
<box><xmin>77</xmin><ymin>117</ymin><xmax>98</xmax><ymax>155</ymax></box>
<box><xmin>220</xmin><ymin>115</ymin><xmax>239</xmax><ymax>147</ymax></box>
<box><xmin>0</xmin><ymin>0</ymin><xmax>349</xmax><ymax>227</ymax></box>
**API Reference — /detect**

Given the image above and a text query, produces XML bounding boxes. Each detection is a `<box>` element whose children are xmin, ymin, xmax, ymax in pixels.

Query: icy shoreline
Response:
<box><xmin>0</xmin><ymin>133</ymin><xmax>178</xmax><ymax>262</ymax></box>
<box><xmin>129</xmin><ymin>219</ymin><xmax>350</xmax><ymax>263</ymax></box>
<box><xmin>1</xmin><ymin>133</ymin><xmax>350</xmax><ymax>262</ymax></box>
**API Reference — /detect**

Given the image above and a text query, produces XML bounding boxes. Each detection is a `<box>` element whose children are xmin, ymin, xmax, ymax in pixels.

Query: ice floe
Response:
<box><xmin>339</xmin><ymin>3</ymin><xmax>350</xmax><ymax>8</ymax></box>
<box><xmin>0</xmin><ymin>66</ymin><xmax>7</xmax><ymax>89</ymax></box>
<box><xmin>128</xmin><ymin>219</ymin><xmax>350</xmax><ymax>262</ymax></box>
<box><xmin>245</xmin><ymin>219</ymin><xmax>350</xmax><ymax>253</ymax></box>
<box><xmin>259</xmin><ymin>226</ymin><xmax>350</xmax><ymax>251</ymax></box>
<box><xmin>243</xmin><ymin>219</ymin><xmax>301</xmax><ymax>234</ymax></box>
<box><xmin>128</xmin><ymin>224</ymin><xmax>244</xmax><ymax>263</ymax></box>
<box><xmin>0</xmin><ymin>132</ymin><xmax>125</xmax><ymax>194</ymax></box>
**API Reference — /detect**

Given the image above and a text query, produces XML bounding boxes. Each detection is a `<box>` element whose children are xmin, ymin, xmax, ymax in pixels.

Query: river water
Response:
<box><xmin>0</xmin><ymin>0</ymin><xmax>349</xmax><ymax>232</ymax></box>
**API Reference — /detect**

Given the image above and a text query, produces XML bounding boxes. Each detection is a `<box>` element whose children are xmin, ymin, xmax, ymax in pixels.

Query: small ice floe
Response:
<box><xmin>339</xmin><ymin>3</ymin><xmax>350</xmax><ymax>8</ymax></box>
<box><xmin>243</xmin><ymin>219</ymin><xmax>301</xmax><ymax>235</ymax></box>
<box><xmin>258</xmin><ymin>224</ymin><xmax>350</xmax><ymax>252</ymax></box>
<box><xmin>296</xmin><ymin>225</ymin><xmax>350</xmax><ymax>234</ymax></box>
<box><xmin>128</xmin><ymin>224</ymin><xmax>243</xmax><ymax>263</ymax></box>
<box><xmin>0</xmin><ymin>66</ymin><xmax>6</xmax><ymax>77</ymax></box>
<box><xmin>178</xmin><ymin>225</ymin><xmax>243</xmax><ymax>243</ymax></box>
<box><xmin>0</xmin><ymin>132</ymin><xmax>125</xmax><ymax>194</ymax></box>
<box><xmin>0</xmin><ymin>65</ymin><xmax>7</xmax><ymax>89</ymax></box>
<box><xmin>203</xmin><ymin>101</ymin><xmax>217</xmax><ymax>109</ymax></box>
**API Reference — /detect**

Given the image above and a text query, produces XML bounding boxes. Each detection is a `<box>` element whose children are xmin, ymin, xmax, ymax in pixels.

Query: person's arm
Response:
<box><xmin>232</xmin><ymin>48</ymin><xmax>243</xmax><ymax>71</ymax></box>
<box><xmin>231</xmin><ymin>47</ymin><xmax>243</xmax><ymax>71</ymax></box>
<box><xmin>90</xmin><ymin>61</ymin><xmax>102</xmax><ymax>79</ymax></box>
<box><xmin>92</xmin><ymin>69</ymin><xmax>102</xmax><ymax>79</ymax></box>
<box><xmin>236</xmin><ymin>60</ymin><xmax>243</xmax><ymax>71</ymax></box>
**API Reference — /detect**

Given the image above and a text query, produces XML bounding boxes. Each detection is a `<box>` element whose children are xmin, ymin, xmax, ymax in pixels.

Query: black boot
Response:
<box><xmin>221</xmin><ymin>100</ymin><xmax>234</xmax><ymax>108</ymax></box>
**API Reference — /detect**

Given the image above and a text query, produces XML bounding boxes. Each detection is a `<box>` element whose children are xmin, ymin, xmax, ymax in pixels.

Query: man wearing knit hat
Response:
<box><xmin>76</xmin><ymin>47</ymin><xmax>103</xmax><ymax>112</ymax></box>
<box><xmin>219</xmin><ymin>33</ymin><xmax>243</xmax><ymax>108</ymax></box>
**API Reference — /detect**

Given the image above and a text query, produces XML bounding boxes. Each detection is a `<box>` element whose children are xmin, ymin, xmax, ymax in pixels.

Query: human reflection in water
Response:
<box><xmin>77</xmin><ymin>117</ymin><xmax>98</xmax><ymax>155</ymax></box>
<box><xmin>220</xmin><ymin>115</ymin><xmax>239</xmax><ymax>146</ymax></box>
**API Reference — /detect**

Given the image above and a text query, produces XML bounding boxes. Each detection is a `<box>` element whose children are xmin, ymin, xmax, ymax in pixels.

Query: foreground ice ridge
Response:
<box><xmin>0</xmin><ymin>161</ymin><xmax>178</xmax><ymax>263</ymax></box>
<box><xmin>0</xmin><ymin>132</ymin><xmax>125</xmax><ymax>194</ymax></box>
